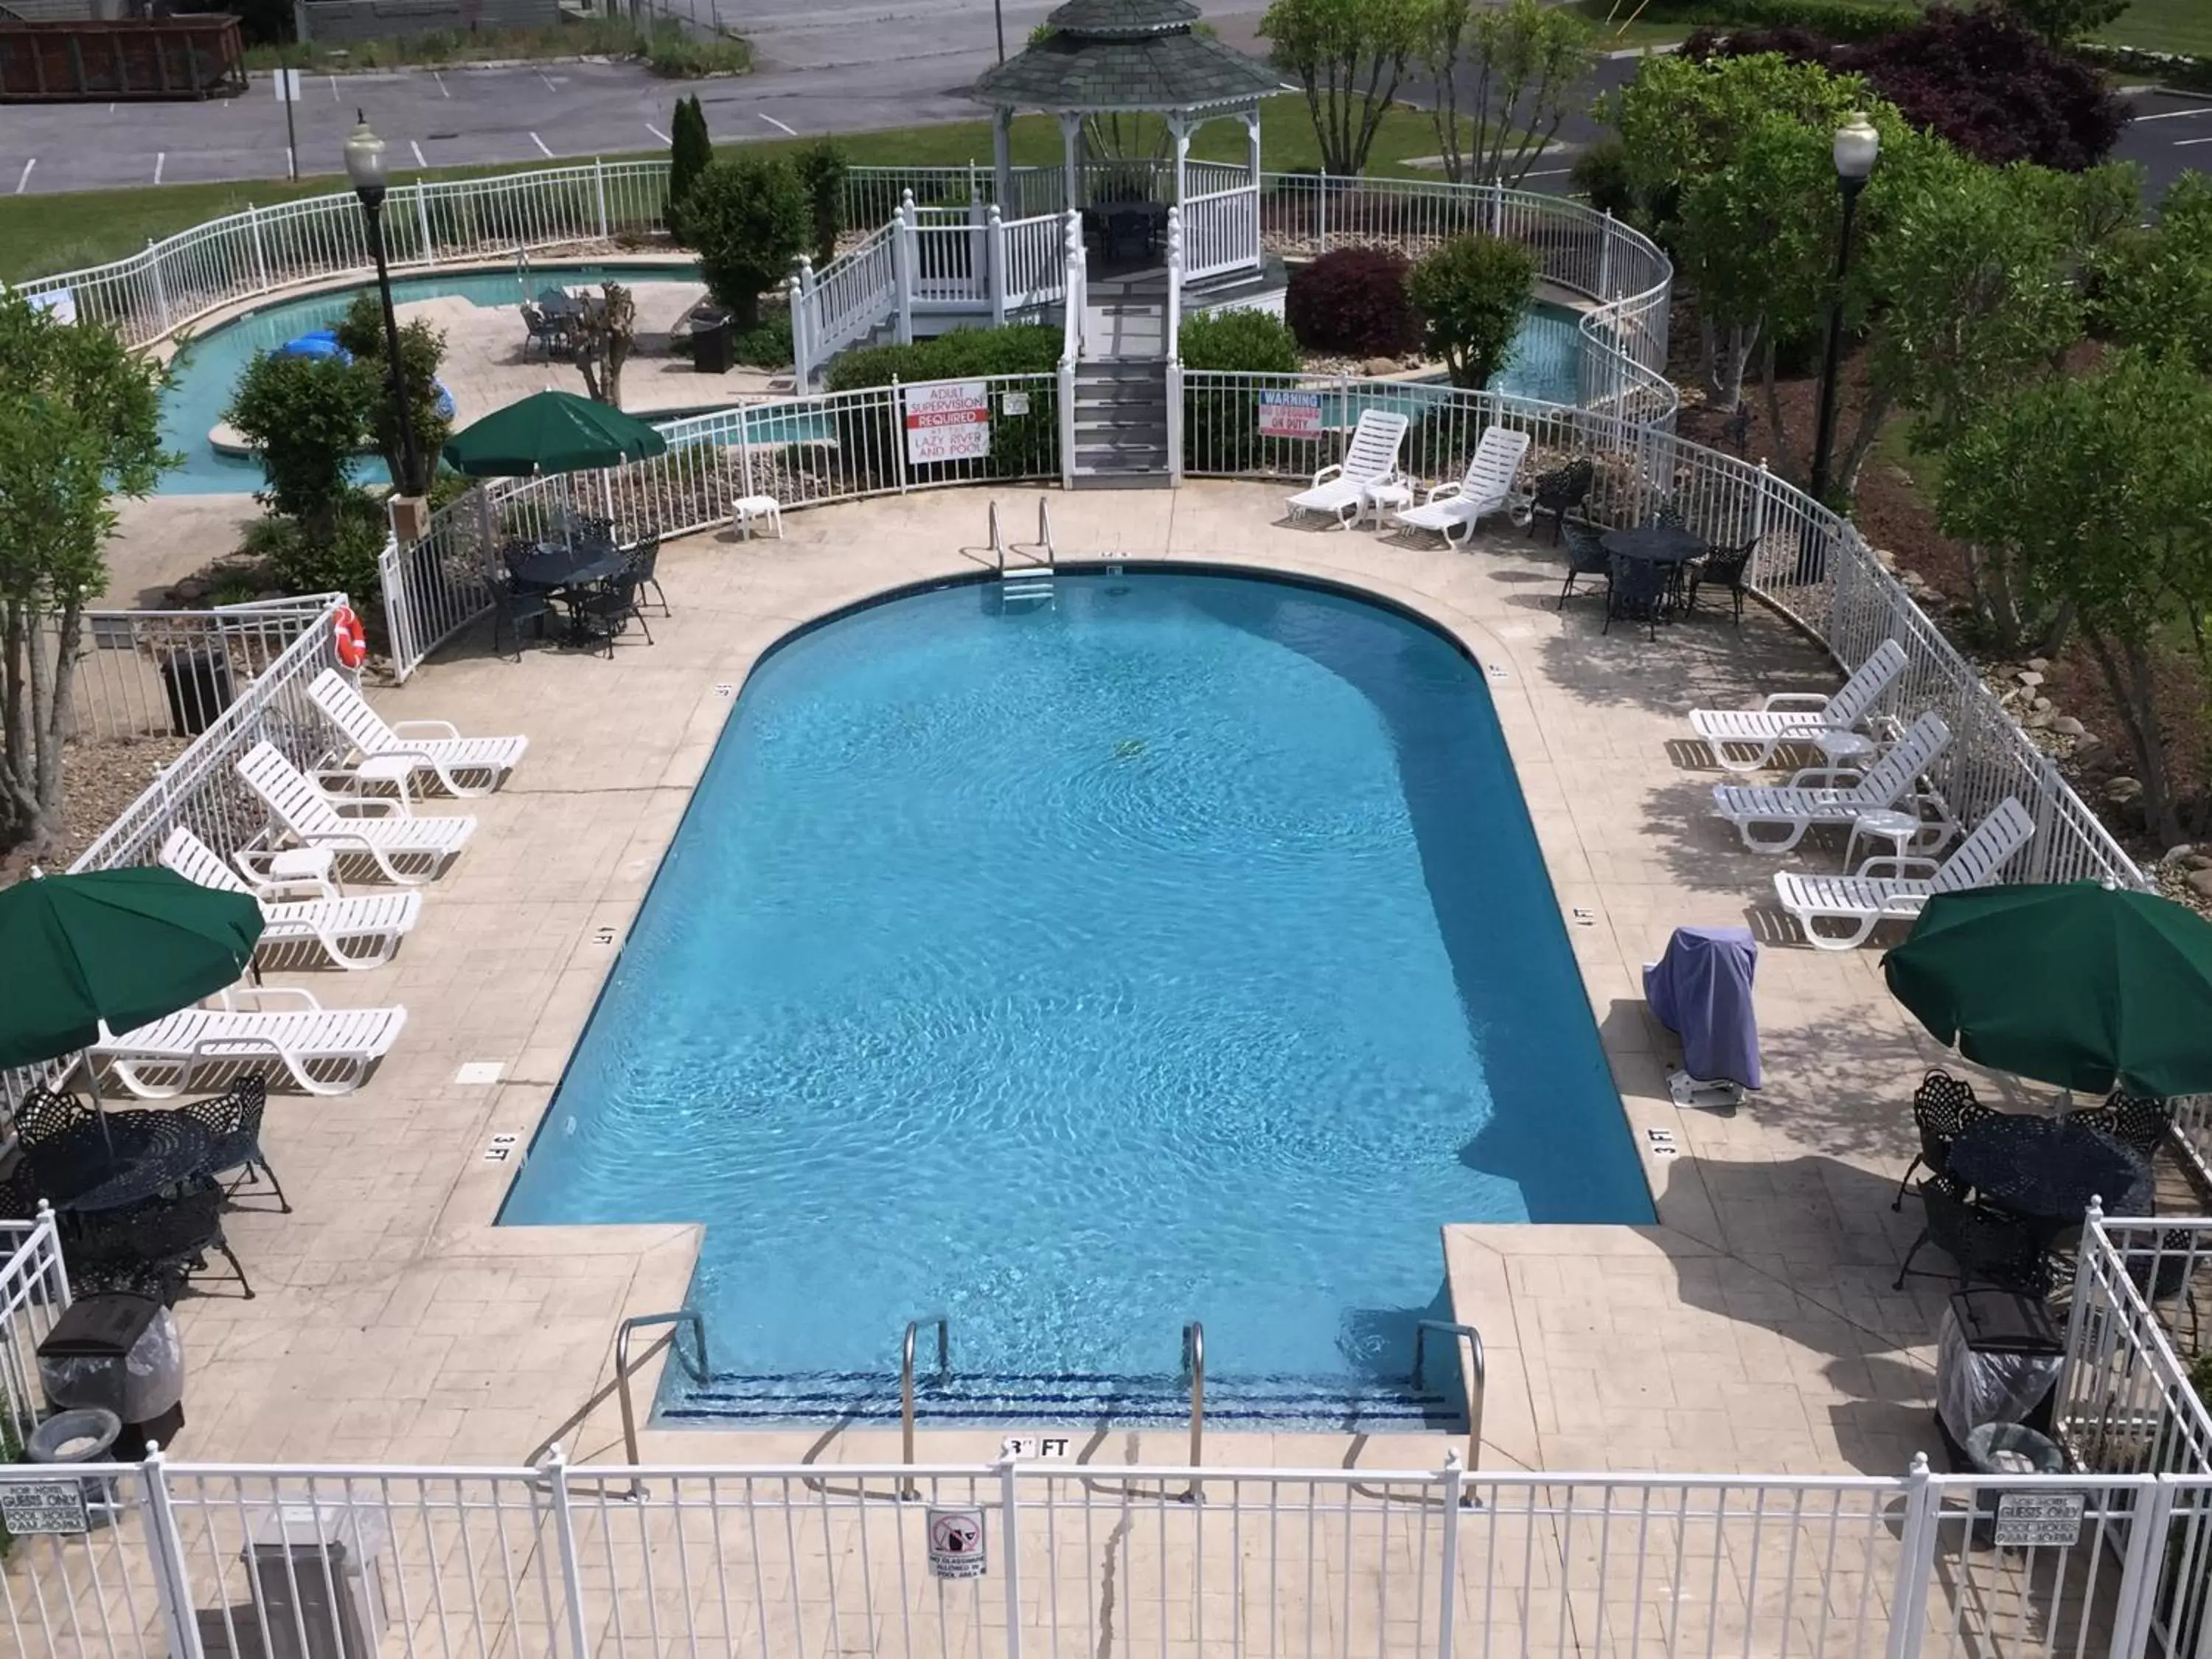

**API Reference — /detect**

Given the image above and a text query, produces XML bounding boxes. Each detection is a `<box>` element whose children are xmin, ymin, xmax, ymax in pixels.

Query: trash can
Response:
<box><xmin>244</xmin><ymin>1501</ymin><xmax>391</xmax><ymax>1659</ymax></box>
<box><xmin>159</xmin><ymin>647</ymin><xmax>234</xmax><ymax>737</ymax></box>
<box><xmin>38</xmin><ymin>1293</ymin><xmax>187</xmax><ymax>1461</ymax></box>
<box><xmin>1934</xmin><ymin>1288</ymin><xmax>2061</xmax><ymax>1470</ymax></box>
<box><xmin>692</xmin><ymin>308</ymin><xmax>734</xmax><ymax>375</ymax></box>
<box><xmin>25</xmin><ymin>1407</ymin><xmax>124</xmax><ymax>1528</ymax></box>
<box><xmin>1961</xmin><ymin>1420</ymin><xmax>2070</xmax><ymax>1546</ymax></box>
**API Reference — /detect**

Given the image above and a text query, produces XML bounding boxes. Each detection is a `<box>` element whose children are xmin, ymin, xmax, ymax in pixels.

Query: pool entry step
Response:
<box><xmin>991</xmin><ymin>498</ymin><xmax>1057</xmax><ymax>607</ymax></box>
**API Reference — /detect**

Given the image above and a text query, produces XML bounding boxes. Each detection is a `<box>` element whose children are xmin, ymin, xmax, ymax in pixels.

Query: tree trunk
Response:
<box><xmin>1714</xmin><ymin>322</ymin><xmax>1756</xmax><ymax>411</ymax></box>
<box><xmin>2084</xmin><ymin>626</ymin><xmax>2183</xmax><ymax>850</ymax></box>
<box><xmin>1834</xmin><ymin>382</ymin><xmax>1896</xmax><ymax>504</ymax></box>
<box><xmin>34</xmin><ymin>601</ymin><xmax>83</xmax><ymax>850</ymax></box>
<box><xmin>1756</xmin><ymin>335</ymin><xmax>1804</xmax><ymax>485</ymax></box>
<box><xmin>0</xmin><ymin>597</ymin><xmax>37</xmax><ymax>851</ymax></box>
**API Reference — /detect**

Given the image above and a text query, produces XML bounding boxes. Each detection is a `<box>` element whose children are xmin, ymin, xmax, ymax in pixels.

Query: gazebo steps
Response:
<box><xmin>1071</xmin><ymin>359</ymin><xmax>1170</xmax><ymax>486</ymax></box>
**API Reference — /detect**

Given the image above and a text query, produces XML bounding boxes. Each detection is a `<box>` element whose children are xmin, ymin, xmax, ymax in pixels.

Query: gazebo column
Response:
<box><xmin>1244</xmin><ymin>103</ymin><xmax>1263</xmax><ymax>272</ymax></box>
<box><xmin>1059</xmin><ymin>112</ymin><xmax>1085</xmax><ymax>212</ymax></box>
<box><xmin>1169</xmin><ymin>111</ymin><xmax>1189</xmax><ymax>209</ymax></box>
<box><xmin>992</xmin><ymin>107</ymin><xmax>1015</xmax><ymax>217</ymax></box>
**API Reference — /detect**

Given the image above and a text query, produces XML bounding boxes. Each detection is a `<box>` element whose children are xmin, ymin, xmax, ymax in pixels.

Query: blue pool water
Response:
<box><xmin>159</xmin><ymin>261</ymin><xmax>697</xmax><ymax>494</ymax></box>
<box><xmin>500</xmin><ymin>570</ymin><xmax>1649</xmax><ymax>1427</ymax></box>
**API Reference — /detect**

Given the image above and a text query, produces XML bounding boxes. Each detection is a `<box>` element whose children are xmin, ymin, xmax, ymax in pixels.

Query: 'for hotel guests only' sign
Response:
<box><xmin>905</xmin><ymin>380</ymin><xmax>993</xmax><ymax>465</ymax></box>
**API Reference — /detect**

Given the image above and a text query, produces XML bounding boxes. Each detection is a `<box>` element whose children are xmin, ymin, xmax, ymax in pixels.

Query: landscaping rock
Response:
<box><xmin>2031</xmin><ymin>696</ymin><xmax>2052</xmax><ymax>712</ymax></box>
<box><xmin>2024</xmin><ymin>710</ymin><xmax>2053</xmax><ymax>730</ymax></box>
<box><xmin>2016</xmin><ymin>669</ymin><xmax>2044</xmax><ymax>688</ymax></box>
<box><xmin>2105</xmin><ymin>776</ymin><xmax>2144</xmax><ymax>805</ymax></box>
<box><xmin>2027</xmin><ymin>657</ymin><xmax>2050</xmax><ymax>672</ymax></box>
<box><xmin>1364</xmin><ymin>356</ymin><xmax>1399</xmax><ymax>378</ymax></box>
<box><xmin>2192</xmin><ymin>869</ymin><xmax>2212</xmax><ymax>902</ymax></box>
<box><xmin>172</xmin><ymin>577</ymin><xmax>208</xmax><ymax>602</ymax></box>
<box><xmin>2053</xmin><ymin>716</ymin><xmax>2086</xmax><ymax>737</ymax></box>
<box><xmin>2188</xmin><ymin>852</ymin><xmax>2212</xmax><ymax>872</ymax></box>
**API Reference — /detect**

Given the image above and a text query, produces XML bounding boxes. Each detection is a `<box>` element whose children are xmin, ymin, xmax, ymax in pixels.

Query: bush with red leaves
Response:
<box><xmin>1684</xmin><ymin>5</ymin><xmax>2129</xmax><ymax>172</ymax></box>
<box><xmin>1284</xmin><ymin>248</ymin><xmax>1422</xmax><ymax>358</ymax></box>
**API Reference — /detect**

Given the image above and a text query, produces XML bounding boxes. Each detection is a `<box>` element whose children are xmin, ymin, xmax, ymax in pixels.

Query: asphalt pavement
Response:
<box><xmin>0</xmin><ymin>3</ymin><xmax>2204</xmax><ymax>206</ymax></box>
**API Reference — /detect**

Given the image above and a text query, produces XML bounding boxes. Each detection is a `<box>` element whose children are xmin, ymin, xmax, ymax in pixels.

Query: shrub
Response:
<box><xmin>1628</xmin><ymin>0</ymin><xmax>1913</xmax><ymax>38</ymax></box>
<box><xmin>667</xmin><ymin>95</ymin><xmax>713</xmax><ymax>237</ymax></box>
<box><xmin>248</xmin><ymin>493</ymin><xmax>391</xmax><ymax>607</ymax></box>
<box><xmin>794</xmin><ymin>140</ymin><xmax>850</xmax><ymax>268</ymax></box>
<box><xmin>225</xmin><ymin>349</ymin><xmax>375</xmax><ymax>535</ymax></box>
<box><xmin>1570</xmin><ymin>136</ymin><xmax>1640</xmax><ymax>221</ymax></box>
<box><xmin>734</xmin><ymin>310</ymin><xmax>794</xmax><ymax>369</ymax></box>
<box><xmin>335</xmin><ymin>293</ymin><xmax>451</xmax><ymax>495</ymax></box>
<box><xmin>1177</xmin><ymin>307</ymin><xmax>1302</xmax><ymax>372</ymax></box>
<box><xmin>1407</xmin><ymin>234</ymin><xmax>1539</xmax><ymax>389</ymax></box>
<box><xmin>1284</xmin><ymin>248</ymin><xmax>1421</xmax><ymax>358</ymax></box>
<box><xmin>824</xmin><ymin>325</ymin><xmax>1061</xmax><ymax>484</ymax></box>
<box><xmin>684</xmin><ymin>156</ymin><xmax>810</xmax><ymax>329</ymax></box>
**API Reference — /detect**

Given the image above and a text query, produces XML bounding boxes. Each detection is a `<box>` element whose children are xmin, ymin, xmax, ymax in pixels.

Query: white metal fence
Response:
<box><xmin>1</xmin><ymin>1450</ymin><xmax>2203</xmax><ymax>1659</ymax></box>
<box><xmin>1178</xmin><ymin>372</ymin><xmax>2141</xmax><ymax>890</ymax></box>
<box><xmin>379</xmin><ymin>374</ymin><xmax>1063</xmax><ymax>678</ymax></box>
<box><xmin>0</xmin><ymin>1210</ymin><xmax>70</xmax><ymax>1455</ymax></box>
<box><xmin>46</xmin><ymin>601</ymin><xmax>344</xmax><ymax>745</ymax></box>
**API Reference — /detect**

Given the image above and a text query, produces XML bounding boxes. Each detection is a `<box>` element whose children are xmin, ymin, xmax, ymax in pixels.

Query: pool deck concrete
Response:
<box><xmin>127</xmin><ymin>480</ymin><xmax>2031</xmax><ymax>1478</ymax></box>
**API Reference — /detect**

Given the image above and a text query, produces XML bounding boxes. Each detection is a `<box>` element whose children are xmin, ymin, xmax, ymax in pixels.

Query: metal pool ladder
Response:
<box><xmin>901</xmin><ymin>1314</ymin><xmax>950</xmax><ymax>1498</ymax></box>
<box><xmin>611</xmin><ymin>1310</ymin><xmax>709</xmax><ymax>1492</ymax></box>
<box><xmin>1412</xmin><ymin>1318</ymin><xmax>1485</xmax><ymax>1486</ymax></box>
<box><xmin>992</xmin><ymin>498</ymin><xmax>1057</xmax><ymax>605</ymax></box>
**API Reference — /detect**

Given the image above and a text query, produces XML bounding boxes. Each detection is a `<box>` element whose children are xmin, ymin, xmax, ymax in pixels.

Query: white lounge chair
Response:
<box><xmin>1284</xmin><ymin>410</ymin><xmax>1410</xmax><ymax>528</ymax></box>
<box><xmin>159</xmin><ymin>825</ymin><xmax>422</xmax><ymax>971</ymax></box>
<box><xmin>1773</xmin><ymin>797</ymin><xmax>2036</xmax><ymax>950</ymax></box>
<box><xmin>308</xmin><ymin>668</ymin><xmax>528</xmax><ymax>798</ymax></box>
<box><xmin>238</xmin><ymin>740</ymin><xmax>475</xmax><ymax>884</ymax></box>
<box><xmin>1689</xmin><ymin>640</ymin><xmax>1910</xmax><ymax>774</ymax></box>
<box><xmin>1390</xmin><ymin>427</ymin><xmax>1531</xmax><ymax>548</ymax></box>
<box><xmin>1711</xmin><ymin>711</ymin><xmax>1952</xmax><ymax>853</ymax></box>
<box><xmin>94</xmin><ymin>986</ymin><xmax>408</xmax><ymax>1099</ymax></box>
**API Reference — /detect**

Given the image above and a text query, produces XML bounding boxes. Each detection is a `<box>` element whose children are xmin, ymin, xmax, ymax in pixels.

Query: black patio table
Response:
<box><xmin>509</xmin><ymin>540</ymin><xmax>625</xmax><ymax>593</ymax></box>
<box><xmin>1601</xmin><ymin>524</ymin><xmax>1708</xmax><ymax>568</ymax></box>
<box><xmin>1947</xmin><ymin>1112</ymin><xmax>2154</xmax><ymax>1237</ymax></box>
<box><xmin>30</xmin><ymin>1111</ymin><xmax>214</xmax><ymax>1216</ymax></box>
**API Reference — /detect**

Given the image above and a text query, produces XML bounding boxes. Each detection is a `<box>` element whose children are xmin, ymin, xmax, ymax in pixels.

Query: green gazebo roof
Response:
<box><xmin>972</xmin><ymin>0</ymin><xmax>1278</xmax><ymax>114</ymax></box>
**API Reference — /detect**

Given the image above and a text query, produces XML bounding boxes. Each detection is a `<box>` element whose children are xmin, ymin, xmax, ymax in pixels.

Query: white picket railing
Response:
<box><xmin>1177</xmin><ymin>371</ymin><xmax>2142</xmax><ymax>890</ymax></box>
<box><xmin>0</xmin><ymin>1208</ymin><xmax>71</xmax><ymax>1455</ymax></box>
<box><xmin>41</xmin><ymin>600</ymin><xmax>345</xmax><ymax>745</ymax></box>
<box><xmin>380</xmin><ymin>374</ymin><xmax>1064</xmax><ymax>678</ymax></box>
<box><xmin>0</xmin><ymin>1447</ymin><xmax>2198</xmax><ymax>1659</ymax></box>
<box><xmin>1183</xmin><ymin>184</ymin><xmax>1262</xmax><ymax>282</ymax></box>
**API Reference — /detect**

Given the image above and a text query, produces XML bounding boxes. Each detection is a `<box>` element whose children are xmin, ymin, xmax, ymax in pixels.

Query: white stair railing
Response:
<box><xmin>1166</xmin><ymin>206</ymin><xmax>1185</xmax><ymax>484</ymax></box>
<box><xmin>1058</xmin><ymin>209</ymin><xmax>1086</xmax><ymax>490</ymax></box>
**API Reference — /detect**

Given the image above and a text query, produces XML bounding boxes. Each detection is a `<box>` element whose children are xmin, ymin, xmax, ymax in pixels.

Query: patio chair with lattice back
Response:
<box><xmin>13</xmin><ymin>1086</ymin><xmax>95</xmax><ymax>1158</ymax></box>
<box><xmin>1687</xmin><ymin>535</ymin><xmax>1757</xmax><ymax>625</ymax></box>
<box><xmin>1603</xmin><ymin>554</ymin><xmax>1670</xmax><ymax>641</ymax></box>
<box><xmin>2126</xmin><ymin>1228</ymin><xmax>2203</xmax><ymax>1349</ymax></box>
<box><xmin>69</xmin><ymin>1178</ymin><xmax>253</xmax><ymax>1303</ymax></box>
<box><xmin>2096</xmin><ymin>1092</ymin><xmax>2173</xmax><ymax>1158</ymax></box>
<box><xmin>1893</xmin><ymin>1069</ymin><xmax>1994</xmax><ymax>1211</ymax></box>
<box><xmin>178</xmin><ymin>1074</ymin><xmax>285</xmax><ymax>1212</ymax></box>
<box><xmin>1558</xmin><ymin>519</ymin><xmax>1612</xmax><ymax>610</ymax></box>
<box><xmin>1895</xmin><ymin>1178</ymin><xmax>2050</xmax><ymax>1295</ymax></box>
<box><xmin>624</xmin><ymin>534</ymin><xmax>669</xmax><ymax>616</ymax></box>
<box><xmin>1528</xmin><ymin>459</ymin><xmax>1594</xmax><ymax>546</ymax></box>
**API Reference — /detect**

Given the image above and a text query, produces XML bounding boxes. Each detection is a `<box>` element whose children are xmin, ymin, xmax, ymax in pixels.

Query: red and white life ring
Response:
<box><xmin>333</xmin><ymin>605</ymin><xmax>368</xmax><ymax>669</ymax></box>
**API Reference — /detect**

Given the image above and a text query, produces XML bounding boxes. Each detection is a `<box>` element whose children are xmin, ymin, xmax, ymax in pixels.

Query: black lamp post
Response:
<box><xmin>1806</xmin><ymin>112</ymin><xmax>1880</xmax><ymax>510</ymax></box>
<box><xmin>344</xmin><ymin>111</ymin><xmax>426</xmax><ymax>503</ymax></box>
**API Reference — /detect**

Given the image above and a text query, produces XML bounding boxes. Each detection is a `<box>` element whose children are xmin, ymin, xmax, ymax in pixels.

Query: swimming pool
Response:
<box><xmin>158</xmin><ymin>261</ymin><xmax>695</xmax><ymax>494</ymax></box>
<box><xmin>500</xmin><ymin>569</ymin><xmax>1649</xmax><ymax>1428</ymax></box>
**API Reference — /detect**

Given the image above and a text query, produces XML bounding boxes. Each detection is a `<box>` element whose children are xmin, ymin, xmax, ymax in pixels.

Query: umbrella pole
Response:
<box><xmin>75</xmin><ymin>1048</ymin><xmax>114</xmax><ymax>1153</ymax></box>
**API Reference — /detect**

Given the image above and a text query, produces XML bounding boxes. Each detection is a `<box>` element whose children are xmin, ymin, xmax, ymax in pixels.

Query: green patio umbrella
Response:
<box><xmin>1882</xmin><ymin>880</ymin><xmax>2212</xmax><ymax>1097</ymax></box>
<box><xmin>0</xmin><ymin>866</ymin><xmax>263</xmax><ymax>1071</ymax></box>
<box><xmin>440</xmin><ymin>390</ymin><xmax>668</xmax><ymax>478</ymax></box>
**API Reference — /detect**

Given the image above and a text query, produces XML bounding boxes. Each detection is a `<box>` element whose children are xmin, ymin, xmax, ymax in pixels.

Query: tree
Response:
<box><xmin>574</xmin><ymin>284</ymin><xmax>638</xmax><ymax>408</ymax></box>
<box><xmin>1420</xmin><ymin>0</ymin><xmax>1596</xmax><ymax>189</ymax></box>
<box><xmin>683</xmin><ymin>156</ymin><xmax>810</xmax><ymax>330</ymax></box>
<box><xmin>1686</xmin><ymin>10</ymin><xmax>2129</xmax><ymax>173</ymax></box>
<box><xmin>667</xmin><ymin>95</ymin><xmax>714</xmax><ymax>239</ymax></box>
<box><xmin>1937</xmin><ymin>352</ymin><xmax>2212</xmax><ymax>846</ymax></box>
<box><xmin>334</xmin><ymin>293</ymin><xmax>451</xmax><ymax>494</ymax></box>
<box><xmin>226</xmin><ymin>350</ymin><xmax>376</xmax><ymax>538</ymax></box>
<box><xmin>1406</xmin><ymin>234</ymin><xmax>1538</xmax><ymax>388</ymax></box>
<box><xmin>1607</xmin><ymin>50</ymin><xmax>1868</xmax><ymax>406</ymax></box>
<box><xmin>0</xmin><ymin>290</ymin><xmax>173</xmax><ymax>854</ymax></box>
<box><xmin>2095</xmin><ymin>174</ymin><xmax>2212</xmax><ymax>375</ymax></box>
<box><xmin>2002</xmin><ymin>0</ymin><xmax>2129</xmax><ymax>43</ymax></box>
<box><xmin>793</xmin><ymin>140</ymin><xmax>849</xmax><ymax>268</ymax></box>
<box><xmin>1259</xmin><ymin>0</ymin><xmax>1426</xmax><ymax>176</ymax></box>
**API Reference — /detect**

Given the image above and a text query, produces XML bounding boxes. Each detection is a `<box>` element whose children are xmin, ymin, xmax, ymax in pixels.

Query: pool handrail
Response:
<box><xmin>613</xmin><ymin>1308</ymin><xmax>709</xmax><ymax>1490</ymax></box>
<box><xmin>1181</xmin><ymin>1320</ymin><xmax>1205</xmax><ymax>1500</ymax></box>
<box><xmin>902</xmin><ymin>1313</ymin><xmax>951</xmax><ymax>1496</ymax></box>
<box><xmin>1412</xmin><ymin>1318</ymin><xmax>1485</xmax><ymax>1483</ymax></box>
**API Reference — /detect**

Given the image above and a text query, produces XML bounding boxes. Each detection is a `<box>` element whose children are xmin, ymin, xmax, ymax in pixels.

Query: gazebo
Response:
<box><xmin>971</xmin><ymin>0</ymin><xmax>1276</xmax><ymax>281</ymax></box>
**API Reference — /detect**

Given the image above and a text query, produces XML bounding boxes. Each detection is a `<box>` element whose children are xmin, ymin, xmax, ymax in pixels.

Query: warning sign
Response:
<box><xmin>1993</xmin><ymin>1492</ymin><xmax>2085</xmax><ymax>1548</ymax></box>
<box><xmin>926</xmin><ymin>1507</ymin><xmax>987</xmax><ymax>1579</ymax></box>
<box><xmin>904</xmin><ymin>380</ymin><xmax>992</xmax><ymax>466</ymax></box>
<box><xmin>1257</xmin><ymin>389</ymin><xmax>1324</xmax><ymax>439</ymax></box>
<box><xmin>0</xmin><ymin>1480</ymin><xmax>90</xmax><ymax>1536</ymax></box>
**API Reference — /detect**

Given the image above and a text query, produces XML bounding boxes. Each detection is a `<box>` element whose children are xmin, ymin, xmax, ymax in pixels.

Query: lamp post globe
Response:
<box><xmin>344</xmin><ymin>111</ymin><xmax>425</xmax><ymax>504</ymax></box>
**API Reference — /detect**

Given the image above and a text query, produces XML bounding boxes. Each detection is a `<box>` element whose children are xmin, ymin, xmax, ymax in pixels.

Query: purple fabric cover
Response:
<box><xmin>1642</xmin><ymin>925</ymin><xmax>1761</xmax><ymax>1089</ymax></box>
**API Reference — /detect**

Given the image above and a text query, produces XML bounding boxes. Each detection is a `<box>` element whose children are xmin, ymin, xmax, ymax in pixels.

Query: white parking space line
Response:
<box><xmin>530</xmin><ymin>131</ymin><xmax>554</xmax><ymax>158</ymax></box>
<box><xmin>2177</xmin><ymin>136</ymin><xmax>2212</xmax><ymax>147</ymax></box>
<box><xmin>153</xmin><ymin>151</ymin><xmax>165</xmax><ymax>184</ymax></box>
<box><xmin>759</xmin><ymin>112</ymin><xmax>797</xmax><ymax>136</ymax></box>
<box><xmin>647</xmin><ymin>122</ymin><xmax>671</xmax><ymax>144</ymax></box>
<box><xmin>1519</xmin><ymin>167</ymin><xmax>1573</xmax><ymax>178</ymax></box>
<box><xmin>2132</xmin><ymin>105</ymin><xmax>2212</xmax><ymax>120</ymax></box>
<box><xmin>15</xmin><ymin>158</ymin><xmax>34</xmax><ymax>195</ymax></box>
<box><xmin>411</xmin><ymin>139</ymin><xmax>428</xmax><ymax>168</ymax></box>
<box><xmin>434</xmin><ymin>71</ymin><xmax>450</xmax><ymax>97</ymax></box>
<box><xmin>538</xmin><ymin>70</ymin><xmax>558</xmax><ymax>93</ymax></box>
<box><xmin>330</xmin><ymin>74</ymin><xmax>341</xmax><ymax>102</ymax></box>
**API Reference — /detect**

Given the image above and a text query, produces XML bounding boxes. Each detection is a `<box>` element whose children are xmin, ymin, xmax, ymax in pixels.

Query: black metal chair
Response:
<box><xmin>1894</xmin><ymin>1178</ymin><xmax>2050</xmax><ymax>1295</ymax></box>
<box><xmin>576</xmin><ymin>573</ymin><xmax>655</xmax><ymax>657</ymax></box>
<box><xmin>489</xmin><ymin>576</ymin><xmax>553</xmax><ymax>661</ymax></box>
<box><xmin>178</xmin><ymin>1075</ymin><xmax>285</xmax><ymax>1212</ymax></box>
<box><xmin>2126</xmin><ymin>1228</ymin><xmax>2203</xmax><ymax>1349</ymax></box>
<box><xmin>13</xmin><ymin>1087</ymin><xmax>96</xmax><ymax>1157</ymax></box>
<box><xmin>2100</xmin><ymin>1093</ymin><xmax>2173</xmax><ymax>1158</ymax></box>
<box><xmin>1687</xmin><ymin>536</ymin><xmax>1756</xmax><ymax>625</ymax></box>
<box><xmin>623</xmin><ymin>534</ymin><xmax>668</xmax><ymax>616</ymax></box>
<box><xmin>1651</xmin><ymin>497</ymin><xmax>1691</xmax><ymax>532</ymax></box>
<box><xmin>1557</xmin><ymin>519</ymin><xmax>1612</xmax><ymax>610</ymax></box>
<box><xmin>1602</xmin><ymin>554</ymin><xmax>1669</xmax><ymax>640</ymax></box>
<box><xmin>69</xmin><ymin>1178</ymin><xmax>252</xmax><ymax>1304</ymax></box>
<box><xmin>1528</xmin><ymin>459</ymin><xmax>1595</xmax><ymax>546</ymax></box>
<box><xmin>1893</xmin><ymin>1070</ymin><xmax>1994</xmax><ymax>1211</ymax></box>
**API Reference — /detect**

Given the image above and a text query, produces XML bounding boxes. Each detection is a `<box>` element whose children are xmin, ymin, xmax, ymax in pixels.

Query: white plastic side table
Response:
<box><xmin>1847</xmin><ymin>807</ymin><xmax>1926</xmax><ymax>871</ymax></box>
<box><xmin>1360</xmin><ymin>480</ymin><xmax>1413</xmax><ymax>531</ymax></box>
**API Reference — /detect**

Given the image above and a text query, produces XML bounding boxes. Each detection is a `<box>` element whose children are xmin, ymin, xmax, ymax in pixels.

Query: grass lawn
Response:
<box><xmin>5</xmin><ymin>95</ymin><xmax>1470</xmax><ymax>285</ymax></box>
<box><xmin>2096</xmin><ymin>0</ymin><xmax>2212</xmax><ymax>57</ymax></box>
<box><xmin>1560</xmin><ymin>1</ymin><xmax>1699</xmax><ymax>50</ymax></box>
